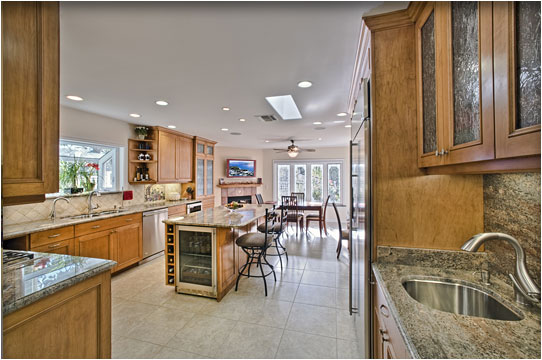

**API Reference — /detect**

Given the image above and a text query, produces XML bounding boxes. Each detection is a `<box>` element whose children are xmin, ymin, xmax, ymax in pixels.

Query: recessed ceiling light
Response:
<box><xmin>313</xmin><ymin>121</ymin><xmax>322</xmax><ymax>125</ymax></box>
<box><xmin>167</xmin><ymin>125</ymin><xmax>176</xmax><ymax>129</ymax></box>
<box><xmin>345</xmin><ymin>124</ymin><xmax>352</xmax><ymax>128</ymax></box>
<box><xmin>337</xmin><ymin>112</ymin><xmax>348</xmax><ymax>117</ymax></box>
<box><xmin>222</xmin><ymin>107</ymin><xmax>230</xmax><ymax>111</ymax></box>
<box><xmin>66</xmin><ymin>95</ymin><xmax>83</xmax><ymax>101</ymax></box>
<box><xmin>221</xmin><ymin>128</ymin><xmax>229</xmax><ymax>131</ymax></box>
<box><xmin>297</xmin><ymin>80</ymin><xmax>313</xmax><ymax>88</ymax></box>
<box><xmin>318</xmin><ymin>138</ymin><xmax>322</xmax><ymax>141</ymax></box>
<box><xmin>239</xmin><ymin>118</ymin><xmax>246</xmax><ymax>122</ymax></box>
<box><xmin>265</xmin><ymin>140</ymin><xmax>270</xmax><ymax>143</ymax></box>
<box><xmin>265</xmin><ymin>95</ymin><xmax>302</xmax><ymax>120</ymax></box>
<box><xmin>129</xmin><ymin>113</ymin><xmax>141</xmax><ymax>118</ymax></box>
<box><xmin>334</xmin><ymin>120</ymin><xmax>345</xmax><ymax>124</ymax></box>
<box><xmin>155</xmin><ymin>100</ymin><xmax>168</xmax><ymax>106</ymax></box>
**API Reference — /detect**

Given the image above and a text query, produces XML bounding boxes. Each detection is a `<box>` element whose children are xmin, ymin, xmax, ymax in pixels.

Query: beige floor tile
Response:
<box><xmin>335</xmin><ymin>287</ymin><xmax>349</xmax><ymax>310</ymax></box>
<box><xmin>161</xmin><ymin>293</ymin><xmax>215</xmax><ymax>313</ymax></box>
<box><xmin>126</xmin><ymin>307</ymin><xmax>196</xmax><ymax>345</ymax></box>
<box><xmin>130</xmin><ymin>282</ymin><xmax>179</xmax><ymax>306</ymax></box>
<box><xmin>197</xmin><ymin>292</ymin><xmax>260</xmax><ymax>321</ymax></box>
<box><xmin>274</xmin><ymin>268</ymin><xmax>304</xmax><ymax>283</ymax></box>
<box><xmin>336</xmin><ymin>310</ymin><xmax>358</xmax><ymax>340</ymax></box>
<box><xmin>275</xmin><ymin>330</ymin><xmax>337</xmax><ymax>359</ymax></box>
<box><xmin>243</xmin><ymin>298</ymin><xmax>293</xmax><ymax>328</ymax></box>
<box><xmin>112</xmin><ymin>300</ymin><xmax>161</xmax><ymax>334</ymax></box>
<box><xmin>153</xmin><ymin>346</ymin><xmax>207</xmax><ymax>359</ymax></box>
<box><xmin>337</xmin><ymin>339</ymin><xmax>365</xmax><ymax>359</ymax></box>
<box><xmin>295</xmin><ymin>284</ymin><xmax>337</xmax><ymax>308</ymax></box>
<box><xmin>305</xmin><ymin>259</ymin><xmax>338</xmax><ymax>273</ymax></box>
<box><xmin>112</xmin><ymin>336</ymin><xmax>162</xmax><ymax>359</ymax></box>
<box><xmin>286</xmin><ymin>303</ymin><xmax>337</xmax><ymax>338</ymax></box>
<box><xmin>218</xmin><ymin>322</ymin><xmax>283</xmax><ymax>358</ymax></box>
<box><xmin>301</xmin><ymin>270</ymin><xmax>337</xmax><ymax>287</ymax></box>
<box><xmin>336</xmin><ymin>274</ymin><xmax>349</xmax><ymax>289</ymax></box>
<box><xmin>165</xmin><ymin>314</ymin><xmax>236</xmax><ymax>357</ymax></box>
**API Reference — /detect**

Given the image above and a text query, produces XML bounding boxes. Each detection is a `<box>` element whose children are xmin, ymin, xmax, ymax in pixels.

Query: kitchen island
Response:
<box><xmin>2</xmin><ymin>250</ymin><xmax>116</xmax><ymax>358</ymax></box>
<box><xmin>163</xmin><ymin>204</ymin><xmax>273</xmax><ymax>301</ymax></box>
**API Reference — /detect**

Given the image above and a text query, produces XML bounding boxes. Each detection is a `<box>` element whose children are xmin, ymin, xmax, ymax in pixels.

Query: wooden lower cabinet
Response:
<box><xmin>31</xmin><ymin>238</ymin><xmax>74</xmax><ymax>255</ymax></box>
<box><xmin>216</xmin><ymin>228</ymin><xmax>237</xmax><ymax>301</ymax></box>
<box><xmin>113</xmin><ymin>223</ymin><xmax>142</xmax><ymax>271</ymax></box>
<box><xmin>373</xmin><ymin>274</ymin><xmax>410</xmax><ymax>359</ymax></box>
<box><xmin>168</xmin><ymin>204</ymin><xmax>187</xmax><ymax>218</ymax></box>
<box><xmin>75</xmin><ymin>229</ymin><xmax>114</xmax><ymax>261</ymax></box>
<box><xmin>2</xmin><ymin>271</ymin><xmax>112</xmax><ymax>358</ymax></box>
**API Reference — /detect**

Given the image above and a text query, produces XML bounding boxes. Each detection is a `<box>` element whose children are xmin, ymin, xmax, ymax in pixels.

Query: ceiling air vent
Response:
<box><xmin>256</xmin><ymin>114</ymin><xmax>278</xmax><ymax>122</ymax></box>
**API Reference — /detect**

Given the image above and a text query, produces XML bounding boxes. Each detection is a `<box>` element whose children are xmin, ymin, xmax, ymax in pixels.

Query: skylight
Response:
<box><xmin>265</xmin><ymin>95</ymin><xmax>302</xmax><ymax>120</ymax></box>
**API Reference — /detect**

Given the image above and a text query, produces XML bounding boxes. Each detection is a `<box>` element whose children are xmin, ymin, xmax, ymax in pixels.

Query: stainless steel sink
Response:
<box><xmin>62</xmin><ymin>209</ymin><xmax>126</xmax><ymax>220</ymax></box>
<box><xmin>402</xmin><ymin>278</ymin><xmax>522</xmax><ymax>321</ymax></box>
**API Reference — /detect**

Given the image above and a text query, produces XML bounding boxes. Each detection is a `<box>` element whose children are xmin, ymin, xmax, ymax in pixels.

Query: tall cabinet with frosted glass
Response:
<box><xmin>194</xmin><ymin>137</ymin><xmax>216</xmax><ymax>209</ymax></box>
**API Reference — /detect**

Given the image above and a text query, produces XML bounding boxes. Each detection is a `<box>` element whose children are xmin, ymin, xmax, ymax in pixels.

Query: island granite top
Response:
<box><xmin>2</xmin><ymin>250</ymin><xmax>116</xmax><ymax>316</ymax></box>
<box><xmin>164</xmin><ymin>204</ymin><xmax>274</xmax><ymax>228</ymax></box>
<box><xmin>374</xmin><ymin>246</ymin><xmax>541</xmax><ymax>359</ymax></box>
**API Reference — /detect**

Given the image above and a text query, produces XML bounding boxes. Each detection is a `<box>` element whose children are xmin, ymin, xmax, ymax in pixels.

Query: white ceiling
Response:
<box><xmin>60</xmin><ymin>1</ymin><xmax>407</xmax><ymax>149</ymax></box>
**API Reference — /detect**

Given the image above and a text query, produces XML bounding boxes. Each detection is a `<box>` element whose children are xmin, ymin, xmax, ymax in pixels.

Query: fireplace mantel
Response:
<box><xmin>218</xmin><ymin>183</ymin><xmax>262</xmax><ymax>205</ymax></box>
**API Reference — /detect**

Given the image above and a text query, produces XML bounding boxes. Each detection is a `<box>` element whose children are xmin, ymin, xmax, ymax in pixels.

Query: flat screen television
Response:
<box><xmin>227</xmin><ymin>159</ymin><xmax>256</xmax><ymax>177</ymax></box>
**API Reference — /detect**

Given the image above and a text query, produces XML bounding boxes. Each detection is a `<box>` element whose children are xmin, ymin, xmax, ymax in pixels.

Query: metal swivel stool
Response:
<box><xmin>257</xmin><ymin>205</ymin><xmax>288</xmax><ymax>269</ymax></box>
<box><xmin>235</xmin><ymin>208</ymin><xmax>277</xmax><ymax>296</ymax></box>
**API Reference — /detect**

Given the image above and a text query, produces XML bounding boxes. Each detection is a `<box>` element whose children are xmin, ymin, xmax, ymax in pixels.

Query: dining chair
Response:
<box><xmin>281</xmin><ymin>195</ymin><xmax>303</xmax><ymax>235</ymax></box>
<box><xmin>305</xmin><ymin>195</ymin><xmax>330</xmax><ymax>237</ymax></box>
<box><xmin>332</xmin><ymin>202</ymin><xmax>349</xmax><ymax>259</ymax></box>
<box><xmin>291</xmin><ymin>192</ymin><xmax>305</xmax><ymax>226</ymax></box>
<box><xmin>235</xmin><ymin>207</ymin><xmax>277</xmax><ymax>296</ymax></box>
<box><xmin>255</xmin><ymin>193</ymin><xmax>264</xmax><ymax>204</ymax></box>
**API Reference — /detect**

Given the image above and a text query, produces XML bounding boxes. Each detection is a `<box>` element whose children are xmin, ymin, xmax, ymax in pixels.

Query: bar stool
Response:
<box><xmin>235</xmin><ymin>208</ymin><xmax>277</xmax><ymax>296</ymax></box>
<box><xmin>257</xmin><ymin>205</ymin><xmax>288</xmax><ymax>269</ymax></box>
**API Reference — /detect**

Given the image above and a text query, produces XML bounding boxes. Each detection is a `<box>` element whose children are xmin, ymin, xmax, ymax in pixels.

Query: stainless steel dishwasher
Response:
<box><xmin>141</xmin><ymin>208</ymin><xmax>168</xmax><ymax>262</ymax></box>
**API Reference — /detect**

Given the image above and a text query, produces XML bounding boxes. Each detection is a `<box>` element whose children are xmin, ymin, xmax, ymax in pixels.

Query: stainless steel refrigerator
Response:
<box><xmin>349</xmin><ymin>78</ymin><xmax>372</xmax><ymax>357</ymax></box>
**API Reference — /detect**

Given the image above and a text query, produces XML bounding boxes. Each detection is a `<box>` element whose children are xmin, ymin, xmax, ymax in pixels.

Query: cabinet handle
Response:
<box><xmin>110</xmin><ymin>230</ymin><xmax>116</xmax><ymax>234</ymax></box>
<box><xmin>125</xmin><ymin>218</ymin><xmax>133</xmax><ymax>221</ymax></box>
<box><xmin>379</xmin><ymin>304</ymin><xmax>390</xmax><ymax>318</ymax></box>
<box><xmin>379</xmin><ymin>328</ymin><xmax>390</xmax><ymax>342</ymax></box>
<box><xmin>48</xmin><ymin>243</ymin><xmax>62</xmax><ymax>248</ymax></box>
<box><xmin>439</xmin><ymin>148</ymin><xmax>448</xmax><ymax>156</ymax></box>
<box><xmin>91</xmin><ymin>225</ymin><xmax>100</xmax><ymax>229</ymax></box>
<box><xmin>48</xmin><ymin>234</ymin><xmax>61</xmax><ymax>238</ymax></box>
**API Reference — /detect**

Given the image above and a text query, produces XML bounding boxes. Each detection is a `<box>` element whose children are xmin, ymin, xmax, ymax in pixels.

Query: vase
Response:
<box><xmin>138</xmin><ymin>134</ymin><xmax>146</xmax><ymax>140</ymax></box>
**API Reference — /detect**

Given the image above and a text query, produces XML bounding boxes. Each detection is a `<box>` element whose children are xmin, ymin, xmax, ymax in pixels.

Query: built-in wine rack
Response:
<box><xmin>165</xmin><ymin>223</ymin><xmax>176</xmax><ymax>286</ymax></box>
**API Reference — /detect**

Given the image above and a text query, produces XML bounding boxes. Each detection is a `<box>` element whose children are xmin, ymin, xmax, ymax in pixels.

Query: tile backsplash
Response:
<box><xmin>483</xmin><ymin>172</ymin><xmax>541</xmax><ymax>287</ymax></box>
<box><xmin>2</xmin><ymin>183</ymin><xmax>182</xmax><ymax>225</ymax></box>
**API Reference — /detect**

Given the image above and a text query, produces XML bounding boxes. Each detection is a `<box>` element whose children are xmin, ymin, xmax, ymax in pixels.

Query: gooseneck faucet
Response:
<box><xmin>49</xmin><ymin>197</ymin><xmax>70</xmax><ymax>220</ymax></box>
<box><xmin>88</xmin><ymin>190</ymin><xmax>101</xmax><ymax>215</ymax></box>
<box><xmin>461</xmin><ymin>233</ymin><xmax>540</xmax><ymax>306</ymax></box>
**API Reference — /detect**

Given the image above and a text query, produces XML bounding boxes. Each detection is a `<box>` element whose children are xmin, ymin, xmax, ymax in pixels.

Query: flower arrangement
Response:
<box><xmin>81</xmin><ymin>163</ymin><xmax>99</xmax><ymax>192</ymax></box>
<box><xmin>135</xmin><ymin>126</ymin><xmax>149</xmax><ymax>139</ymax></box>
<box><xmin>59</xmin><ymin>157</ymin><xmax>100</xmax><ymax>194</ymax></box>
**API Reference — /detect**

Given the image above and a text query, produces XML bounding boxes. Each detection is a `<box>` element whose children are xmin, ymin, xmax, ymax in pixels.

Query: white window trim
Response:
<box><xmin>272</xmin><ymin>159</ymin><xmax>344</xmax><ymax>205</ymax></box>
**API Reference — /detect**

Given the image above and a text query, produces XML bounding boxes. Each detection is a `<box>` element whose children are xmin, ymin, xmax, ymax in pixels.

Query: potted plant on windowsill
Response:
<box><xmin>60</xmin><ymin>158</ymin><xmax>84</xmax><ymax>194</ymax></box>
<box><xmin>81</xmin><ymin>163</ymin><xmax>99</xmax><ymax>192</ymax></box>
<box><xmin>135</xmin><ymin>126</ymin><xmax>149</xmax><ymax>140</ymax></box>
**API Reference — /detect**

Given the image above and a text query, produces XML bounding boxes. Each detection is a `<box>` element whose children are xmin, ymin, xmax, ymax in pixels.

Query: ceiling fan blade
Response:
<box><xmin>273</xmin><ymin>149</ymin><xmax>288</xmax><ymax>152</ymax></box>
<box><xmin>300</xmin><ymin>149</ymin><xmax>316</xmax><ymax>152</ymax></box>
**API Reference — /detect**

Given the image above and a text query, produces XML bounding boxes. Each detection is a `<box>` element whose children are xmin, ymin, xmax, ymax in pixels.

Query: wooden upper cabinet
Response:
<box><xmin>194</xmin><ymin>137</ymin><xmax>216</xmax><ymax>199</ymax></box>
<box><xmin>1</xmin><ymin>2</ymin><xmax>60</xmax><ymax>204</ymax></box>
<box><xmin>416</xmin><ymin>1</ymin><xmax>540</xmax><ymax>173</ymax></box>
<box><xmin>494</xmin><ymin>2</ymin><xmax>541</xmax><ymax>159</ymax></box>
<box><xmin>156</xmin><ymin>127</ymin><xmax>194</xmax><ymax>183</ymax></box>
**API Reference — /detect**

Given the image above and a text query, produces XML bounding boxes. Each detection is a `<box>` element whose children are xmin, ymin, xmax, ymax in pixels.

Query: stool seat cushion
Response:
<box><xmin>236</xmin><ymin>233</ymin><xmax>270</xmax><ymax>248</ymax></box>
<box><xmin>257</xmin><ymin>222</ymin><xmax>282</xmax><ymax>233</ymax></box>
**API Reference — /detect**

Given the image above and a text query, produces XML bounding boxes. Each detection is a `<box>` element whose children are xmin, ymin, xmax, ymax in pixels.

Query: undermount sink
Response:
<box><xmin>402</xmin><ymin>278</ymin><xmax>522</xmax><ymax>321</ymax></box>
<box><xmin>62</xmin><ymin>209</ymin><xmax>126</xmax><ymax>220</ymax></box>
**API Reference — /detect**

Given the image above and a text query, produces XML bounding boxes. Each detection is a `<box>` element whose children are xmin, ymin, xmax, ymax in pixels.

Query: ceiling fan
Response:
<box><xmin>273</xmin><ymin>140</ymin><xmax>316</xmax><ymax>158</ymax></box>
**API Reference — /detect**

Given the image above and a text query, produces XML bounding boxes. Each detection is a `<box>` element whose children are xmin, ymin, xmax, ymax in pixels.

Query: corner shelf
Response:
<box><xmin>129</xmin><ymin>160</ymin><xmax>157</xmax><ymax>163</ymax></box>
<box><xmin>128</xmin><ymin>131</ymin><xmax>158</xmax><ymax>184</ymax></box>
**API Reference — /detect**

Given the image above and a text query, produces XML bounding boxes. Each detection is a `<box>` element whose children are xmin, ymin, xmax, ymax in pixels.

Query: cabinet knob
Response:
<box><xmin>439</xmin><ymin>148</ymin><xmax>449</xmax><ymax>156</ymax></box>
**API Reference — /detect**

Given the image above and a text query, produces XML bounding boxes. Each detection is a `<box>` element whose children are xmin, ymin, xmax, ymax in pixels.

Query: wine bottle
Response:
<box><xmin>145</xmin><ymin>166</ymin><xmax>150</xmax><ymax>180</ymax></box>
<box><xmin>168</xmin><ymin>277</ymin><xmax>174</xmax><ymax>284</ymax></box>
<box><xmin>168</xmin><ymin>266</ymin><xmax>174</xmax><ymax>273</ymax></box>
<box><xmin>136</xmin><ymin>166</ymin><xmax>141</xmax><ymax>181</ymax></box>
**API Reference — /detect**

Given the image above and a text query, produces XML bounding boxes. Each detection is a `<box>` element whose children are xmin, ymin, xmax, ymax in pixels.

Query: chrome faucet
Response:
<box><xmin>461</xmin><ymin>232</ymin><xmax>540</xmax><ymax>306</ymax></box>
<box><xmin>88</xmin><ymin>190</ymin><xmax>101</xmax><ymax>215</ymax></box>
<box><xmin>49</xmin><ymin>197</ymin><xmax>70</xmax><ymax>220</ymax></box>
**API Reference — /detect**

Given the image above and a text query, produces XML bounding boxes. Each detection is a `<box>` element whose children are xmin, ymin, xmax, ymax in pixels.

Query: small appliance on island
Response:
<box><xmin>163</xmin><ymin>203</ymin><xmax>273</xmax><ymax>301</ymax></box>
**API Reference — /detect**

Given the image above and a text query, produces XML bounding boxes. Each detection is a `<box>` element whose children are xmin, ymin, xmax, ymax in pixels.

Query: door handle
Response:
<box><xmin>91</xmin><ymin>225</ymin><xmax>100</xmax><ymax>229</ymax></box>
<box><xmin>48</xmin><ymin>234</ymin><xmax>61</xmax><ymax>238</ymax></box>
<box><xmin>125</xmin><ymin>218</ymin><xmax>133</xmax><ymax>221</ymax></box>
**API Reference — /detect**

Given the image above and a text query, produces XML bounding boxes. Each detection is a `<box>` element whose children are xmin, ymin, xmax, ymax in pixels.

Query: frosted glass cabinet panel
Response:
<box><xmin>421</xmin><ymin>10</ymin><xmax>437</xmax><ymax>154</ymax></box>
<box><xmin>451</xmin><ymin>2</ymin><xmax>481</xmax><ymax>146</ymax></box>
<box><xmin>196</xmin><ymin>159</ymin><xmax>204</xmax><ymax>196</ymax></box>
<box><xmin>206</xmin><ymin>160</ymin><xmax>213</xmax><ymax>196</ymax></box>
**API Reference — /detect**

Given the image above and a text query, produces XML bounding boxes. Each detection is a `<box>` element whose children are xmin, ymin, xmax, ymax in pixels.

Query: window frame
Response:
<box><xmin>272</xmin><ymin>159</ymin><xmax>344</xmax><ymax>205</ymax></box>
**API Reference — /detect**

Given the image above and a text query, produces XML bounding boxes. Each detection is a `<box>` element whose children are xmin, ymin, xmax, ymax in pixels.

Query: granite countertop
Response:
<box><xmin>2</xmin><ymin>250</ymin><xmax>116</xmax><ymax>316</ymax></box>
<box><xmin>2</xmin><ymin>199</ymin><xmax>195</xmax><ymax>240</ymax></box>
<box><xmin>374</xmin><ymin>246</ymin><xmax>541</xmax><ymax>359</ymax></box>
<box><xmin>165</xmin><ymin>204</ymin><xmax>274</xmax><ymax>228</ymax></box>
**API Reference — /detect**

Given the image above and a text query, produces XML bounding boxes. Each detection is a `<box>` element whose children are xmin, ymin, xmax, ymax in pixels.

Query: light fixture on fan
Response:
<box><xmin>274</xmin><ymin>140</ymin><xmax>313</xmax><ymax>157</ymax></box>
<box><xmin>287</xmin><ymin>149</ymin><xmax>299</xmax><ymax>158</ymax></box>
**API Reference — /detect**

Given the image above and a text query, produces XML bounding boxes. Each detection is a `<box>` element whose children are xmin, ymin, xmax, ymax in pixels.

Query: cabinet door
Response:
<box><xmin>75</xmin><ymin>229</ymin><xmax>114</xmax><ymax>260</ymax></box>
<box><xmin>176</xmin><ymin>136</ymin><xmax>193</xmax><ymax>181</ymax></box>
<box><xmin>416</xmin><ymin>3</ymin><xmax>443</xmax><ymax>167</ymax></box>
<box><xmin>206</xmin><ymin>159</ymin><xmax>214</xmax><ymax>196</ymax></box>
<box><xmin>113</xmin><ymin>223</ymin><xmax>142</xmax><ymax>271</ymax></box>
<box><xmin>1</xmin><ymin>2</ymin><xmax>59</xmax><ymax>203</ymax></box>
<box><xmin>196</xmin><ymin>158</ymin><xmax>205</xmax><ymax>197</ymax></box>
<box><xmin>494</xmin><ymin>2</ymin><xmax>541</xmax><ymax>158</ymax></box>
<box><xmin>31</xmin><ymin>238</ymin><xmax>74</xmax><ymax>256</ymax></box>
<box><xmin>441</xmin><ymin>1</ymin><xmax>494</xmax><ymax>164</ymax></box>
<box><xmin>158</xmin><ymin>131</ymin><xmax>177</xmax><ymax>182</ymax></box>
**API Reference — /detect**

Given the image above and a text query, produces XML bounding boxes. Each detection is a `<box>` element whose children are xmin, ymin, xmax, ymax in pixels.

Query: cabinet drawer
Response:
<box><xmin>75</xmin><ymin>213</ymin><xmax>142</xmax><ymax>237</ymax></box>
<box><xmin>168</xmin><ymin>205</ymin><xmax>186</xmax><ymax>217</ymax></box>
<box><xmin>30</xmin><ymin>226</ymin><xmax>74</xmax><ymax>248</ymax></box>
<box><xmin>374</xmin><ymin>279</ymin><xmax>410</xmax><ymax>359</ymax></box>
<box><xmin>31</xmin><ymin>238</ymin><xmax>74</xmax><ymax>255</ymax></box>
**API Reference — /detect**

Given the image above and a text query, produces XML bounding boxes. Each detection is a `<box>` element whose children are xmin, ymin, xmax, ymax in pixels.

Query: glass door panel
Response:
<box><xmin>206</xmin><ymin>160</ymin><xmax>213</xmax><ymax>195</ymax></box>
<box><xmin>294</xmin><ymin>164</ymin><xmax>306</xmax><ymax>198</ymax></box>
<box><xmin>515</xmin><ymin>1</ymin><xmax>541</xmax><ymax>129</ymax></box>
<box><xmin>310</xmin><ymin>164</ymin><xmax>323</xmax><ymax>202</ymax></box>
<box><xmin>178</xmin><ymin>230</ymin><xmax>213</xmax><ymax>286</ymax></box>
<box><xmin>196</xmin><ymin>158</ymin><xmax>204</xmax><ymax>196</ymax></box>
<box><xmin>196</xmin><ymin>143</ymin><xmax>205</xmax><ymax>154</ymax></box>
<box><xmin>277</xmin><ymin>164</ymin><xmax>290</xmax><ymax>200</ymax></box>
<box><xmin>327</xmin><ymin>163</ymin><xmax>341</xmax><ymax>203</ymax></box>
<box><xmin>421</xmin><ymin>10</ymin><xmax>437</xmax><ymax>154</ymax></box>
<box><xmin>451</xmin><ymin>2</ymin><xmax>481</xmax><ymax>146</ymax></box>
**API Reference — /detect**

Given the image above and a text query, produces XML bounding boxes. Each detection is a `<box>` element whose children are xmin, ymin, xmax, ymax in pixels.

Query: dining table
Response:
<box><xmin>277</xmin><ymin>201</ymin><xmax>326</xmax><ymax>236</ymax></box>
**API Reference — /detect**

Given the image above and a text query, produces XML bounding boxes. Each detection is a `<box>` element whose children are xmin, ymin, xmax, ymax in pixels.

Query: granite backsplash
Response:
<box><xmin>483</xmin><ymin>172</ymin><xmax>541</xmax><ymax>287</ymax></box>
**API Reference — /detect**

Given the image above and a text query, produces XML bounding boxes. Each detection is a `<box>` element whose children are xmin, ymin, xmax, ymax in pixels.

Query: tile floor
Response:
<box><xmin>111</xmin><ymin>225</ymin><xmax>365</xmax><ymax>359</ymax></box>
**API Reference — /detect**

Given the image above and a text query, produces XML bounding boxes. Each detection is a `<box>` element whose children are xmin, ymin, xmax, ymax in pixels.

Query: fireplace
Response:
<box><xmin>227</xmin><ymin>195</ymin><xmax>252</xmax><ymax>204</ymax></box>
